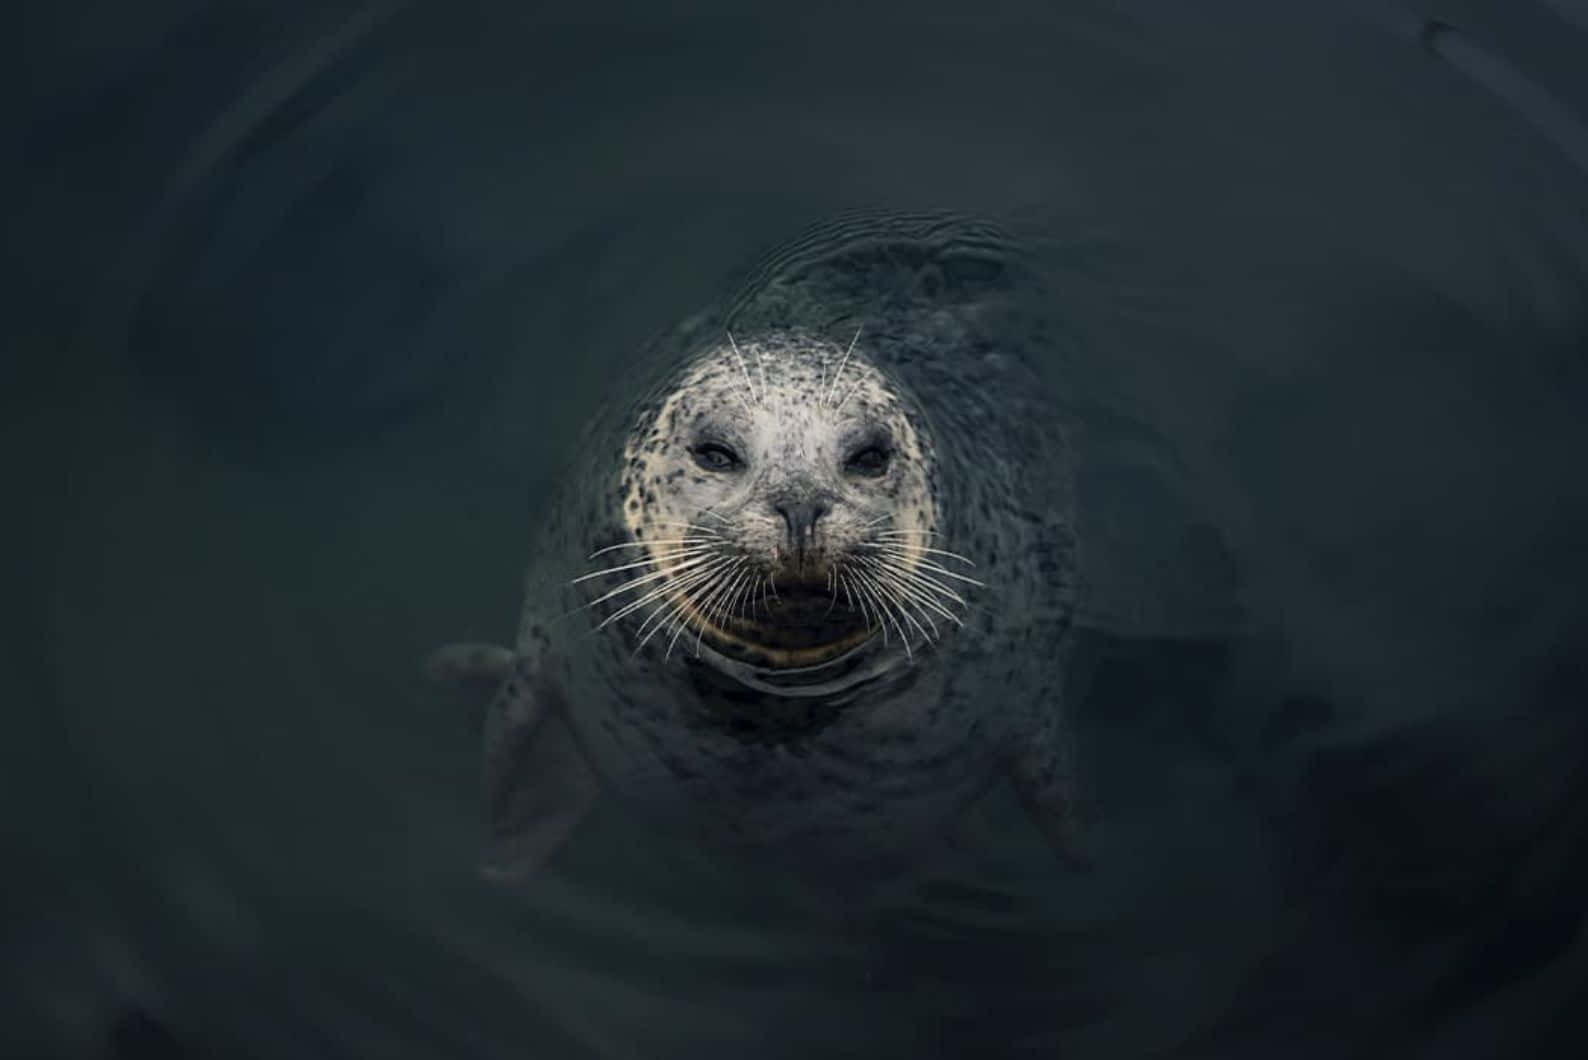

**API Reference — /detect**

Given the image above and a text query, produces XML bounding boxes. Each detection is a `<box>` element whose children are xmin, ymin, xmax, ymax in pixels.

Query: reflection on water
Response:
<box><xmin>7</xmin><ymin>2</ymin><xmax>1587</xmax><ymax>1057</ymax></box>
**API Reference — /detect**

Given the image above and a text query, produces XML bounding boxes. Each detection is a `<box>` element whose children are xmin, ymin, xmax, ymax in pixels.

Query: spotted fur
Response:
<box><xmin>617</xmin><ymin>330</ymin><xmax>939</xmax><ymax>665</ymax></box>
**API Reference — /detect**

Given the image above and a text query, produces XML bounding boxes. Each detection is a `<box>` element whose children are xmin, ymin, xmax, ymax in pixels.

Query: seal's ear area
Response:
<box><xmin>480</xmin><ymin>663</ymin><xmax>600</xmax><ymax>882</ymax></box>
<box><xmin>424</xmin><ymin>642</ymin><xmax>516</xmax><ymax>691</ymax></box>
<box><xmin>1007</xmin><ymin>739</ymin><xmax>1097</xmax><ymax>873</ymax></box>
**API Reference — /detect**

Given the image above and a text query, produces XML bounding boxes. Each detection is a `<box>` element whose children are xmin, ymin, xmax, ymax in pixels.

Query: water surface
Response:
<box><xmin>7</xmin><ymin>2</ymin><xmax>1588</xmax><ymax>1057</ymax></box>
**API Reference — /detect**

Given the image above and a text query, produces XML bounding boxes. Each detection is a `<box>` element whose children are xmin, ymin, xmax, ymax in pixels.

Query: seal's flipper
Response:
<box><xmin>1007</xmin><ymin>729</ymin><xmax>1095</xmax><ymax>871</ymax></box>
<box><xmin>480</xmin><ymin>663</ymin><xmax>600</xmax><ymax>881</ymax></box>
<box><xmin>424</xmin><ymin>642</ymin><xmax>516</xmax><ymax>690</ymax></box>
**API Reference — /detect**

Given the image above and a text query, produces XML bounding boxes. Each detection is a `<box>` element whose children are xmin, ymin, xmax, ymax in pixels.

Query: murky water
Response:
<box><xmin>7</xmin><ymin>2</ymin><xmax>1588</xmax><ymax>1057</ymax></box>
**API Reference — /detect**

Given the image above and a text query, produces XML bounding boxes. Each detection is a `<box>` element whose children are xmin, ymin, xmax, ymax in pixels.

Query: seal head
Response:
<box><xmin>614</xmin><ymin>328</ymin><xmax>949</xmax><ymax>675</ymax></box>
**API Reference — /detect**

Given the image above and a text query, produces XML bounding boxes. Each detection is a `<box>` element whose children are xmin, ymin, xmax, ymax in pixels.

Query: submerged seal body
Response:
<box><xmin>431</xmin><ymin>212</ymin><xmax>1087</xmax><ymax>881</ymax></box>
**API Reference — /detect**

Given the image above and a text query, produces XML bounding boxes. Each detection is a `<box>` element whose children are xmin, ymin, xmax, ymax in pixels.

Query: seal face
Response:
<box><xmin>612</xmin><ymin>330</ymin><xmax>948</xmax><ymax>671</ymax></box>
<box><xmin>429</xmin><ymin>211</ymin><xmax>1089</xmax><ymax>882</ymax></box>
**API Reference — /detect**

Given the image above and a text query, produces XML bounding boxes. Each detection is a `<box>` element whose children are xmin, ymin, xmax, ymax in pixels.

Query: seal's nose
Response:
<box><xmin>774</xmin><ymin>499</ymin><xmax>830</xmax><ymax>558</ymax></box>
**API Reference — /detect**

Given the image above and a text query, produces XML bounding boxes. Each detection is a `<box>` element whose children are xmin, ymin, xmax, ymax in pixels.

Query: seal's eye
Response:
<box><xmin>692</xmin><ymin>442</ymin><xmax>743</xmax><ymax>472</ymax></box>
<box><xmin>845</xmin><ymin>445</ymin><xmax>891</xmax><ymax>477</ymax></box>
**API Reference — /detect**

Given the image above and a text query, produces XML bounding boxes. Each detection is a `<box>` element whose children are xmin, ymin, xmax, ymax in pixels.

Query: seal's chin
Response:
<box><xmin>697</xmin><ymin>577</ymin><xmax>874</xmax><ymax>670</ymax></box>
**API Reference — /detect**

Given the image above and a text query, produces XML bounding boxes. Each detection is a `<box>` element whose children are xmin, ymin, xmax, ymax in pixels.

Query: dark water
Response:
<box><xmin>7</xmin><ymin>2</ymin><xmax>1588</xmax><ymax>1057</ymax></box>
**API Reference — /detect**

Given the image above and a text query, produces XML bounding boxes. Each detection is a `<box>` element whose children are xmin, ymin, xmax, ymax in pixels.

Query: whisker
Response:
<box><xmin>666</xmin><ymin>560</ymin><xmax>742</xmax><ymax>657</ymax></box>
<box><xmin>581</xmin><ymin>554</ymin><xmax>723</xmax><ymax>608</ymax></box>
<box><xmin>626</xmin><ymin>554</ymin><xmax>741</xmax><ymax>650</ymax></box>
<box><xmin>634</xmin><ymin>595</ymin><xmax>685</xmax><ymax>651</ymax></box>
<box><xmin>727</xmin><ymin>571</ymin><xmax>759</xmax><ymax>622</ymax></box>
<box><xmin>734</xmin><ymin>576</ymin><xmax>752</xmax><ymax>623</ymax></box>
<box><xmin>832</xmin><ymin>375</ymin><xmax>866</xmax><ymax>415</ymax></box>
<box><xmin>612</xmin><ymin>586</ymin><xmax>700</xmax><ymax>646</ymax></box>
<box><xmin>824</xmin><ymin>324</ymin><xmax>862</xmax><ymax>407</ymax></box>
<box><xmin>597</xmin><ymin>556</ymin><xmax>737</xmax><ymax>630</ymax></box>
<box><xmin>640</xmin><ymin>598</ymin><xmax>703</xmax><ymax>658</ymax></box>
<box><xmin>870</xmin><ymin>554</ymin><xmax>987</xmax><ymax>587</ymax></box>
<box><xmin>854</xmin><ymin>569</ymin><xmax>913</xmax><ymax>659</ymax></box>
<box><xmin>678</xmin><ymin>560</ymin><xmax>747</xmax><ymax>659</ymax></box>
<box><xmin>644</xmin><ymin>521</ymin><xmax>728</xmax><ymax>535</ymax></box>
<box><xmin>863</xmin><ymin>567</ymin><xmax>932</xmax><ymax>644</ymax></box>
<box><xmin>598</xmin><ymin>553</ymin><xmax>730</xmax><ymax>619</ymax></box>
<box><xmin>892</xmin><ymin>578</ymin><xmax>963</xmax><ymax>628</ymax></box>
<box><xmin>898</xmin><ymin>557</ymin><xmax>987</xmax><ymax>587</ymax></box>
<box><xmin>900</xmin><ymin>582</ymin><xmax>956</xmax><ymax>637</ymax></box>
<box><xmin>841</xmin><ymin>571</ymin><xmax>874</xmax><ymax>633</ymax></box>
<box><xmin>862</xmin><ymin>556</ymin><xmax>972</xmax><ymax>606</ymax></box>
<box><xmin>862</xmin><ymin>541</ymin><xmax>977</xmax><ymax>566</ymax></box>
<box><xmin>709</xmin><ymin>565</ymin><xmax>754</xmax><ymax>637</ymax></box>
<box><xmin>727</xmin><ymin>332</ymin><xmax>759</xmax><ymax>410</ymax></box>
<box><xmin>854</xmin><ymin>570</ymin><xmax>910</xmax><ymax>654</ymax></box>
<box><xmin>854</xmin><ymin>559</ymin><xmax>972</xmax><ymax>630</ymax></box>
<box><xmin>864</xmin><ymin>563</ymin><xmax>959</xmax><ymax>630</ymax></box>
<box><xmin>850</xmin><ymin>575</ymin><xmax>887</xmax><ymax>645</ymax></box>
<box><xmin>839</xmin><ymin>569</ymin><xmax>858</xmax><ymax>617</ymax></box>
<box><xmin>884</xmin><ymin>579</ymin><xmax>938</xmax><ymax>642</ymax></box>
<box><xmin>586</xmin><ymin>536</ymin><xmax>720</xmax><ymax>560</ymax></box>
<box><xmin>635</xmin><ymin>584</ymin><xmax>708</xmax><ymax>653</ymax></box>
<box><xmin>573</xmin><ymin>545</ymin><xmax>721</xmax><ymax>583</ymax></box>
<box><xmin>664</xmin><ymin>572</ymin><xmax>726</xmax><ymax>660</ymax></box>
<box><xmin>874</xmin><ymin>579</ymin><xmax>927</xmax><ymax>652</ymax></box>
<box><xmin>573</xmin><ymin>545</ymin><xmax>721</xmax><ymax>584</ymax></box>
<box><xmin>736</xmin><ymin>573</ymin><xmax>760</xmax><ymax>621</ymax></box>
<box><xmin>709</xmin><ymin>566</ymin><xmax>749</xmax><ymax>629</ymax></box>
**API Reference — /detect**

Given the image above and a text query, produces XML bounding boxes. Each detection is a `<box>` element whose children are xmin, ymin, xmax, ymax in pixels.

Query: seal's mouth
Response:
<box><xmin>580</xmin><ymin>529</ymin><xmax>979</xmax><ymax>675</ymax></box>
<box><xmin>693</xmin><ymin>575</ymin><xmax>875</xmax><ymax>668</ymax></box>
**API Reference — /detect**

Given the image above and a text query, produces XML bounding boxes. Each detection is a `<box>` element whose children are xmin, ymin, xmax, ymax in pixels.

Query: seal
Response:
<box><xmin>429</xmin><ymin>211</ymin><xmax>1088</xmax><ymax>883</ymax></box>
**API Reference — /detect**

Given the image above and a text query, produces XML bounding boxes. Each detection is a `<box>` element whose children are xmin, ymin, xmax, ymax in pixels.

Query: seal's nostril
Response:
<box><xmin>774</xmin><ymin>500</ymin><xmax>829</xmax><ymax>551</ymax></box>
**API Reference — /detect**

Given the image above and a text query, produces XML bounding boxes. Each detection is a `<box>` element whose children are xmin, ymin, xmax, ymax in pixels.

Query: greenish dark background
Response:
<box><xmin>6</xmin><ymin>2</ymin><xmax>1587</xmax><ymax>1057</ymax></box>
